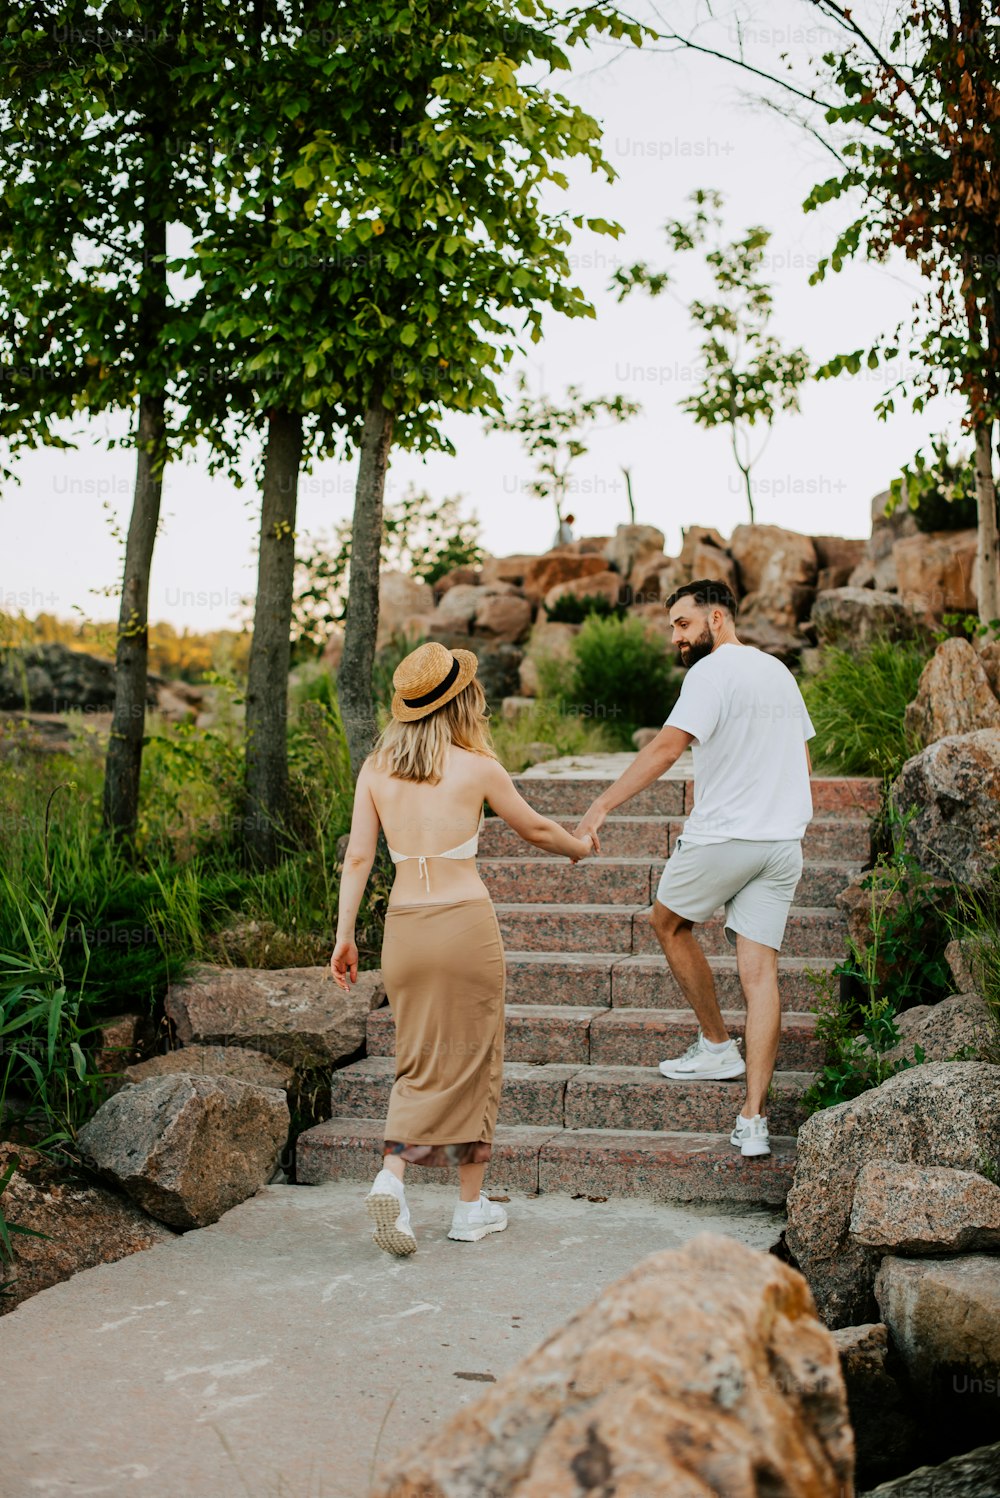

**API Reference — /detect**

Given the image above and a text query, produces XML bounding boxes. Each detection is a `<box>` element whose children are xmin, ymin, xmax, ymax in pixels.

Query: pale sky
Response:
<box><xmin>4</xmin><ymin>0</ymin><xmax>962</xmax><ymax>632</ymax></box>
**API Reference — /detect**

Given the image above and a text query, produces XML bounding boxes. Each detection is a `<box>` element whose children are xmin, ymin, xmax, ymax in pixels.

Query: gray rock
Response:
<box><xmin>785</xmin><ymin>1062</ymin><xmax>1000</xmax><ymax>1327</ymax></box>
<box><xmin>850</xmin><ymin>1161</ymin><xmax>1000</xmax><ymax>1252</ymax></box>
<box><xmin>831</xmin><ymin>1321</ymin><xmax>917</xmax><ymax>1482</ymax></box>
<box><xmin>165</xmin><ymin>964</ymin><xmax>385</xmax><ymax>1069</ymax></box>
<box><xmin>883</xmin><ymin>991</ymin><xmax>994</xmax><ymax>1066</ymax></box>
<box><xmin>811</xmin><ymin>587</ymin><xmax>926</xmax><ymax>649</ymax></box>
<box><xmin>891</xmin><ymin>728</ymin><xmax>1000</xmax><ymax>885</ymax></box>
<box><xmin>124</xmin><ymin>1044</ymin><xmax>296</xmax><ymax>1092</ymax></box>
<box><xmin>77</xmin><ymin>1072</ymin><xmax>290</xmax><ymax>1229</ymax></box>
<box><xmin>876</xmin><ymin>1255</ymin><xmax>1000</xmax><ymax>1449</ymax></box>
<box><xmin>859</xmin><ymin>1441</ymin><xmax>1000</xmax><ymax>1497</ymax></box>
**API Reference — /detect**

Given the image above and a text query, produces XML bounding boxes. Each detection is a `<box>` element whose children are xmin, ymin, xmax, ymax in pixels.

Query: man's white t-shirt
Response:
<box><xmin>664</xmin><ymin>643</ymin><xmax>816</xmax><ymax>844</ymax></box>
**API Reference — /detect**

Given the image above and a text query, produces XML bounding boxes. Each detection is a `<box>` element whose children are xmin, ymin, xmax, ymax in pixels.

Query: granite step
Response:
<box><xmin>513</xmin><ymin>774</ymin><xmax>880</xmax><ymax>819</ymax></box>
<box><xmin>479</xmin><ymin>856</ymin><xmax>860</xmax><ymax>908</ymax></box>
<box><xmin>296</xmin><ymin>1115</ymin><xmax>796</xmax><ymax>1206</ymax></box>
<box><xmin>607</xmin><ymin>953</ymin><xmax>837</xmax><ymax>1011</ymax></box>
<box><xmin>494</xmin><ymin>903</ymin><xmax>848</xmax><ymax>959</ymax></box>
<box><xmin>481</xmin><ymin>813</ymin><xmax>871</xmax><ymax>862</ymax></box>
<box><xmin>367</xmin><ymin>1003</ymin><xmax>823</xmax><ymax>1070</ymax></box>
<box><xmin>327</xmin><ymin>1055</ymin><xmax>812</xmax><ymax>1135</ymax></box>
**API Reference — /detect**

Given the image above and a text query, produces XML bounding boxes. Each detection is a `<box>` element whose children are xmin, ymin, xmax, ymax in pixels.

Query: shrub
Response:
<box><xmin>543</xmin><ymin>592</ymin><xmax>627</xmax><ymax>625</ymax></box>
<box><xmin>488</xmin><ymin>698</ymin><xmax>620</xmax><ymax>773</ymax></box>
<box><xmin>887</xmin><ymin>438</ymin><xmax>982</xmax><ymax>533</ymax></box>
<box><xmin>947</xmin><ymin>870</ymin><xmax>1000</xmax><ymax>1065</ymax></box>
<box><xmin>538</xmin><ymin>614</ymin><xmax>680</xmax><ymax>749</ymax></box>
<box><xmin>799</xmin><ymin>633</ymin><xmax>932</xmax><ymax>777</ymax></box>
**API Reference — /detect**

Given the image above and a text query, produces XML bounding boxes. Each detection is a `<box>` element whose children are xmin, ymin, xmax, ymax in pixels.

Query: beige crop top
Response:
<box><xmin>385</xmin><ymin>809</ymin><xmax>485</xmax><ymax>893</ymax></box>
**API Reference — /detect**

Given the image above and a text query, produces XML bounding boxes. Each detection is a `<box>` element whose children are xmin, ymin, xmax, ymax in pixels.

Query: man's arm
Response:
<box><xmin>573</xmin><ymin>725</ymin><xmax>693</xmax><ymax>850</ymax></box>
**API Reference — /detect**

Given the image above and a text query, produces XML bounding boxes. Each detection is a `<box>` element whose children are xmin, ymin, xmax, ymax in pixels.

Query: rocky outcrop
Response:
<box><xmin>165</xmin><ymin>965</ymin><xmax>386</xmax><ymax>1069</ymax></box>
<box><xmin>785</xmin><ymin>1062</ymin><xmax>1000</xmax><ymax>1327</ymax></box>
<box><xmin>0</xmin><ymin>1143</ymin><xmax>177</xmax><ymax>1315</ymax></box>
<box><xmin>76</xmin><ymin>1072</ymin><xmax>290</xmax><ymax>1229</ymax></box>
<box><xmin>831</xmin><ymin>1322</ymin><xmax>917</xmax><ymax>1483</ymax></box>
<box><xmin>602</xmin><ymin>523</ymin><xmax>665</xmax><ymax>583</ymax></box>
<box><xmin>850</xmin><ymin>1161</ymin><xmax>1000</xmax><ymax>1253</ymax></box>
<box><xmin>883</xmin><ymin>991</ymin><xmax>994</xmax><ymax>1066</ymax></box>
<box><xmin>370</xmin><ymin>1232</ymin><xmax>854</xmax><ymax>1498</ymax></box>
<box><xmin>543</xmin><ymin>569</ymin><xmax>623</xmax><ymax>613</ymax></box>
<box><xmin>729</xmin><ymin>523</ymin><xmax>818</xmax><ymax>630</ymax></box>
<box><xmin>904</xmin><ymin>639</ymin><xmax>1000</xmax><ymax>746</ymax></box>
<box><xmin>125</xmin><ymin>1044</ymin><xmax>296</xmax><ymax>1092</ymax></box>
<box><xmin>811</xmin><ymin>588</ymin><xmax>925</xmax><ymax>649</ymax></box>
<box><xmin>847</xmin><ymin>489</ymin><xmax>920</xmax><ymax>593</ymax></box>
<box><xmin>376</xmin><ymin>570</ymin><xmax>436</xmax><ymax>646</ymax></box>
<box><xmin>875</xmin><ymin>1255</ymin><xmax>1000</xmax><ymax>1446</ymax></box>
<box><xmin>520</xmin><ymin>552</ymin><xmax>609</xmax><ymax>603</ymax></box>
<box><xmin>858</xmin><ymin>1440</ymin><xmax>1000</xmax><ymax>1497</ymax></box>
<box><xmin>893</xmin><ymin>529</ymin><xmax>978</xmax><ymax>617</ymax></box>
<box><xmin>891</xmin><ymin>728</ymin><xmax>1000</xmax><ymax>884</ymax></box>
<box><xmin>518</xmin><ymin>620</ymin><xmax>580</xmax><ymax>697</ymax></box>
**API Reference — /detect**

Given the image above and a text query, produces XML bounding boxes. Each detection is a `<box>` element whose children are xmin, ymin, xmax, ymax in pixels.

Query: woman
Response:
<box><xmin>330</xmin><ymin>641</ymin><xmax>593</xmax><ymax>1257</ymax></box>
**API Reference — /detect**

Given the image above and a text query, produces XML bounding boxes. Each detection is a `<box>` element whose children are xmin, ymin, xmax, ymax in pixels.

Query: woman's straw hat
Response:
<box><xmin>391</xmin><ymin>641</ymin><xmax>479</xmax><ymax>722</ymax></box>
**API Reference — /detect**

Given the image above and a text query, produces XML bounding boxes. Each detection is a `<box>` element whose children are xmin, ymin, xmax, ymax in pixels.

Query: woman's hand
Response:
<box><xmin>330</xmin><ymin>938</ymin><xmax>359</xmax><ymax>991</ymax></box>
<box><xmin>568</xmin><ymin>832</ymin><xmax>596</xmax><ymax>864</ymax></box>
<box><xmin>573</xmin><ymin>803</ymin><xmax>606</xmax><ymax>856</ymax></box>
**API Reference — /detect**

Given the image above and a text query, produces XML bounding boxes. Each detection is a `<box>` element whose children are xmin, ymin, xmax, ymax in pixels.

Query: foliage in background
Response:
<box><xmin>488</xmin><ymin>697</ymin><xmax>621</xmax><ymax>773</ymax></box>
<box><xmin>487</xmin><ymin>372</ymin><xmax>639</xmax><ymax>533</ymax></box>
<box><xmin>804</xmin><ymin>802</ymin><xmax>953</xmax><ymax>1112</ymax></box>
<box><xmin>291</xmin><ymin>489</ymin><xmax>484</xmax><ymax>658</ymax></box>
<box><xmin>612</xmin><ymin>188</ymin><xmax>809</xmax><ymax>523</ymax></box>
<box><xmin>886</xmin><ymin>438</ymin><xmax>983</xmax><ymax>533</ymax></box>
<box><xmin>536</xmin><ymin>614</ymin><xmax>680</xmax><ymax>749</ymax></box>
<box><xmin>0</xmin><ymin>612</ymin><xmax>251</xmax><ymax>684</ymax></box>
<box><xmin>543</xmin><ymin>593</ymin><xmax>627</xmax><ymax>625</ymax></box>
<box><xmin>799</xmin><ymin>634</ymin><xmax>932</xmax><ymax>777</ymax></box>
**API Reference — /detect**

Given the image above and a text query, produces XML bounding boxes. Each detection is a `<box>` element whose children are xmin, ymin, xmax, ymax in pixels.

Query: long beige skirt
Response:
<box><xmin>379</xmin><ymin>895</ymin><xmax>505</xmax><ymax>1166</ymax></box>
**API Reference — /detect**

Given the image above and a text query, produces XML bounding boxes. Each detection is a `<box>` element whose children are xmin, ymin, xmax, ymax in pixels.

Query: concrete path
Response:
<box><xmin>2</xmin><ymin>1180</ymin><xmax>783</xmax><ymax>1498</ymax></box>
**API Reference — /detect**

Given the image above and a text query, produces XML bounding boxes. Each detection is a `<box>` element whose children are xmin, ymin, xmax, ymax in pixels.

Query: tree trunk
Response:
<box><xmin>101</xmin><ymin>392</ymin><xmax>166</xmax><ymax>845</ymax></box>
<box><xmin>243</xmin><ymin>407</ymin><xmax>304</xmax><ymax>868</ymax></box>
<box><xmin>338</xmin><ymin>391</ymin><xmax>394</xmax><ymax>778</ymax></box>
<box><xmin>973</xmin><ymin>419</ymin><xmax>1000</xmax><ymax>626</ymax></box>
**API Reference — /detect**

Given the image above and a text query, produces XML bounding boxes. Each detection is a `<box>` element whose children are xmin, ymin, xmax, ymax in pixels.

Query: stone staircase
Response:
<box><xmin>297</xmin><ymin>758</ymin><xmax>879</xmax><ymax>1206</ymax></box>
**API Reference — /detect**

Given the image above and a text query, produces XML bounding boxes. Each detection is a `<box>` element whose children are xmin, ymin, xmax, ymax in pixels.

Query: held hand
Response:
<box><xmin>573</xmin><ymin>804</ymin><xmax>606</xmax><ymax>857</ymax></box>
<box><xmin>568</xmin><ymin>831</ymin><xmax>596</xmax><ymax>864</ymax></box>
<box><xmin>330</xmin><ymin>938</ymin><xmax>359</xmax><ymax>991</ymax></box>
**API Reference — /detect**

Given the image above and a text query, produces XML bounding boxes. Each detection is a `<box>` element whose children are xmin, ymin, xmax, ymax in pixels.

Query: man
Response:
<box><xmin>574</xmin><ymin>578</ymin><xmax>815</xmax><ymax>1159</ymax></box>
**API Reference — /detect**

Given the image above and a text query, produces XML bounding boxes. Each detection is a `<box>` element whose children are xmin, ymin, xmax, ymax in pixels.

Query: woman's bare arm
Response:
<box><xmin>481</xmin><ymin>759</ymin><xmax>593</xmax><ymax>861</ymax></box>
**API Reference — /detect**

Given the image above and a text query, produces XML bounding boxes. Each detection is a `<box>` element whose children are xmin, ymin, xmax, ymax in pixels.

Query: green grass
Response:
<box><xmin>800</xmin><ymin>634</ymin><xmax>933</xmax><ymax>777</ymax></box>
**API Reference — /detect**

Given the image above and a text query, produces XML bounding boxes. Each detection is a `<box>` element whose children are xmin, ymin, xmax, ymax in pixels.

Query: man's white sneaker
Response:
<box><xmin>447</xmin><ymin>1193</ymin><xmax>509</xmax><ymax>1243</ymax></box>
<box><xmin>365</xmin><ymin>1168</ymin><xmax>417</xmax><ymax>1255</ymax></box>
<box><xmin>730</xmin><ymin>1114</ymin><xmax>770</xmax><ymax>1157</ymax></box>
<box><xmin>658</xmin><ymin>1030</ymin><xmax>746</xmax><ymax>1080</ymax></box>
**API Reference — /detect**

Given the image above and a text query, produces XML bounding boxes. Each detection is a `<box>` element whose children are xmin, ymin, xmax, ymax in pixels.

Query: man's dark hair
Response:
<box><xmin>664</xmin><ymin>578</ymin><xmax>737</xmax><ymax>617</ymax></box>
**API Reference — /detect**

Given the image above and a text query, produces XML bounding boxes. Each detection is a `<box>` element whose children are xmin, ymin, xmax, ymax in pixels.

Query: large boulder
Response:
<box><xmin>679</xmin><ymin>523</ymin><xmax>728</xmax><ymax>570</ymax></box>
<box><xmin>603</xmin><ymin>523</ymin><xmax>665</xmax><ymax>582</ymax></box>
<box><xmin>124</xmin><ymin>1044</ymin><xmax>296</xmax><ymax>1092</ymax></box>
<box><xmin>76</xmin><ymin>1072</ymin><xmax>290</xmax><ymax>1229</ymax></box>
<box><xmin>474</xmin><ymin>591</ymin><xmax>533</xmax><ymax>643</ymax></box>
<box><xmin>0</xmin><ymin>641</ymin><xmax>143</xmax><ymax>713</ymax></box>
<box><xmin>813</xmin><ymin>534</ymin><xmax>867</xmax><ymax>587</ymax></box>
<box><xmin>850</xmin><ymin>1161</ymin><xmax>1000</xmax><ymax>1253</ymax></box>
<box><xmin>891</xmin><ymin>729</ymin><xmax>1000</xmax><ymax>884</ymax></box>
<box><xmin>521</xmin><ymin>552</ymin><xmax>609</xmax><ymax>604</ymax></box>
<box><xmin>883</xmin><ymin>990</ymin><xmax>994</xmax><ymax>1066</ymax></box>
<box><xmin>543</xmin><ymin>569</ymin><xmax>623</xmax><ymax>613</ymax></box>
<box><xmin>857</xmin><ymin>1441</ymin><xmax>1000</xmax><ymax>1498</ymax></box>
<box><xmin>370</xmin><ymin>1232</ymin><xmax>853</xmax><ymax>1498</ymax></box>
<box><xmin>810</xmin><ymin>588</ymin><xmax>925</xmax><ymax>649</ymax></box>
<box><xmin>729</xmin><ymin>524</ymin><xmax>818</xmax><ymax>629</ymax></box>
<box><xmin>850</xmin><ymin>489</ymin><xmax>920</xmax><ymax>594</ymax></box>
<box><xmin>904</xmin><ymin>638</ymin><xmax>1000</xmax><ymax>746</ymax></box>
<box><xmin>479</xmin><ymin>553</ymin><xmax>538</xmax><ymax>587</ymax></box>
<box><xmin>893</xmin><ymin>529</ymin><xmax>979</xmax><ymax>617</ymax></box>
<box><xmin>377</xmin><ymin>570</ymin><xmax>436</xmax><ymax>647</ymax></box>
<box><xmin>785</xmin><ymin>1062</ymin><xmax>1000</xmax><ymax>1327</ymax></box>
<box><xmin>518</xmin><ymin>621</ymin><xmax>579</xmax><ymax>696</ymax></box>
<box><xmin>165</xmin><ymin>965</ymin><xmax>386</xmax><ymax>1069</ymax></box>
<box><xmin>690</xmin><ymin>541</ymin><xmax>739</xmax><ymax>596</ymax></box>
<box><xmin>831</xmin><ymin>1322</ymin><xmax>917</xmax><ymax>1483</ymax></box>
<box><xmin>875</xmin><ymin>1255</ymin><xmax>1000</xmax><ymax>1446</ymax></box>
<box><xmin>0</xmin><ymin>1143</ymin><xmax>176</xmax><ymax>1314</ymax></box>
<box><xmin>474</xmin><ymin>642</ymin><xmax>525</xmax><ymax>706</ymax></box>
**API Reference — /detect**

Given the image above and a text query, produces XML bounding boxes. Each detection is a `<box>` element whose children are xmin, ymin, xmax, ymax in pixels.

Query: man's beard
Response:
<box><xmin>677</xmin><ymin>627</ymin><xmax>713</xmax><ymax>668</ymax></box>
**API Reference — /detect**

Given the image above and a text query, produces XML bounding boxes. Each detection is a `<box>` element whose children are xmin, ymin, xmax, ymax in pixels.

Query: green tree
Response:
<box><xmin>612</xmin><ymin>188</ymin><xmax>810</xmax><ymax>523</ymax></box>
<box><xmin>0</xmin><ymin>2</ymin><xmax>218</xmax><ymax>848</ymax></box>
<box><xmin>489</xmin><ymin>372</ymin><xmax>640</xmax><ymax>535</ymax></box>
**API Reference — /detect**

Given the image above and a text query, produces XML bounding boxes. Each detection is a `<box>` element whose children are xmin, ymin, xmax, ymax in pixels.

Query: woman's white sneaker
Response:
<box><xmin>730</xmin><ymin>1114</ymin><xmax>770</xmax><ymax>1157</ymax></box>
<box><xmin>658</xmin><ymin>1030</ymin><xmax>746</xmax><ymax>1080</ymax></box>
<box><xmin>448</xmin><ymin>1193</ymin><xmax>509</xmax><ymax>1242</ymax></box>
<box><xmin>366</xmin><ymin>1168</ymin><xmax>417</xmax><ymax>1255</ymax></box>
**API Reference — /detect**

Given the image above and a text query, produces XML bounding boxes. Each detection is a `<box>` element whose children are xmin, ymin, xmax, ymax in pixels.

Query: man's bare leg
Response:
<box><xmin>735</xmin><ymin>933</ymin><xmax>781</xmax><ymax>1117</ymax></box>
<box><xmin>650</xmin><ymin>900</ymin><xmax>729</xmax><ymax>1044</ymax></box>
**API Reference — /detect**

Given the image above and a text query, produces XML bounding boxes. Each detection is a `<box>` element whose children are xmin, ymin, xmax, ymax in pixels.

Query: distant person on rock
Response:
<box><xmin>554</xmin><ymin>512</ymin><xmax>575</xmax><ymax>547</ymax></box>
<box><xmin>573</xmin><ymin>579</ymin><xmax>815</xmax><ymax>1161</ymax></box>
<box><xmin>331</xmin><ymin>642</ymin><xmax>594</xmax><ymax>1256</ymax></box>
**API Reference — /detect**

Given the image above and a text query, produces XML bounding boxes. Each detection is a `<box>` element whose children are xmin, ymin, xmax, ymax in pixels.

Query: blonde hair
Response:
<box><xmin>368</xmin><ymin>678</ymin><xmax>499</xmax><ymax>784</ymax></box>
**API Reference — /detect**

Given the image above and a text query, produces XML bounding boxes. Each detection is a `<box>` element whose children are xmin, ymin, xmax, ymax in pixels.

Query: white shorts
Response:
<box><xmin>654</xmin><ymin>837</ymin><xmax>804</xmax><ymax>951</ymax></box>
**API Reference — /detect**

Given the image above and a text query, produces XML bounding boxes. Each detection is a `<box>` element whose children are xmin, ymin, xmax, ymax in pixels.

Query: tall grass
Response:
<box><xmin>800</xmin><ymin>634</ymin><xmax>932</xmax><ymax>777</ymax></box>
